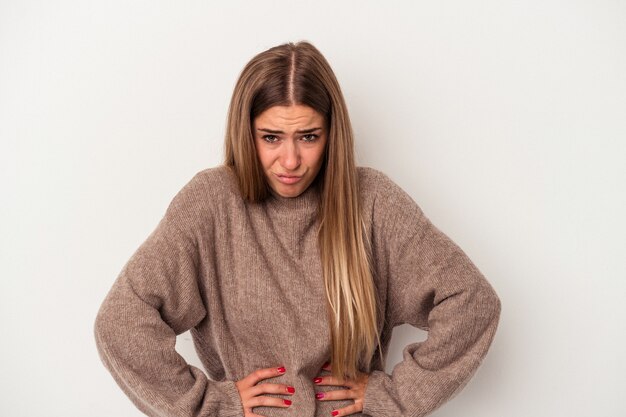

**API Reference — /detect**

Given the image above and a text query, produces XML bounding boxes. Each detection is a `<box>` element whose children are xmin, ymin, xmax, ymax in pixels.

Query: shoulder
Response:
<box><xmin>356</xmin><ymin>166</ymin><xmax>426</xmax><ymax>238</ymax></box>
<box><xmin>164</xmin><ymin>165</ymin><xmax>241</xmax><ymax>227</ymax></box>
<box><xmin>357</xmin><ymin>166</ymin><xmax>421</xmax><ymax>211</ymax></box>
<box><xmin>357</xmin><ymin>166</ymin><xmax>387</xmax><ymax>187</ymax></box>
<box><xmin>357</xmin><ymin>166</ymin><xmax>409</xmax><ymax>196</ymax></box>
<box><xmin>356</xmin><ymin>166</ymin><xmax>393</xmax><ymax>201</ymax></box>
<box><xmin>185</xmin><ymin>165</ymin><xmax>237</xmax><ymax>191</ymax></box>
<box><xmin>172</xmin><ymin>165</ymin><xmax>238</xmax><ymax>202</ymax></box>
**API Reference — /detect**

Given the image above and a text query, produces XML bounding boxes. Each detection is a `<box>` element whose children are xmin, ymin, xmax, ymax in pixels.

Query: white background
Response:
<box><xmin>1</xmin><ymin>1</ymin><xmax>625</xmax><ymax>416</ymax></box>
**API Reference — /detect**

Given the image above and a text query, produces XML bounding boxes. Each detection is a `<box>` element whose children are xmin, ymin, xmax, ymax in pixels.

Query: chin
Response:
<box><xmin>279</xmin><ymin>189</ymin><xmax>303</xmax><ymax>198</ymax></box>
<box><xmin>274</xmin><ymin>184</ymin><xmax>306</xmax><ymax>198</ymax></box>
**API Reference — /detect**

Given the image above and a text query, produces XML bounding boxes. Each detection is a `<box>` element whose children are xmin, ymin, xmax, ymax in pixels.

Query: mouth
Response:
<box><xmin>275</xmin><ymin>173</ymin><xmax>303</xmax><ymax>185</ymax></box>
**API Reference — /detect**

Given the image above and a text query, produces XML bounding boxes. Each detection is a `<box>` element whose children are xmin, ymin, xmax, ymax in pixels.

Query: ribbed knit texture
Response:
<box><xmin>94</xmin><ymin>165</ymin><xmax>501</xmax><ymax>417</ymax></box>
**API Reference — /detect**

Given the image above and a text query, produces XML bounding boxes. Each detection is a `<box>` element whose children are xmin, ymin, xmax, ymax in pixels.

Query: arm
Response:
<box><xmin>362</xmin><ymin>173</ymin><xmax>501</xmax><ymax>417</ymax></box>
<box><xmin>93</xmin><ymin>176</ymin><xmax>244</xmax><ymax>417</ymax></box>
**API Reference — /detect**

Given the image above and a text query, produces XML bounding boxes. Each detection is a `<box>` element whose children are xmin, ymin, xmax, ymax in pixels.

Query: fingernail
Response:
<box><xmin>313</xmin><ymin>377</ymin><xmax>322</xmax><ymax>384</ymax></box>
<box><xmin>316</xmin><ymin>392</ymin><xmax>325</xmax><ymax>399</ymax></box>
<box><xmin>283</xmin><ymin>399</ymin><xmax>292</xmax><ymax>406</ymax></box>
<box><xmin>287</xmin><ymin>386</ymin><xmax>295</xmax><ymax>393</ymax></box>
<box><xmin>323</xmin><ymin>361</ymin><xmax>330</xmax><ymax>367</ymax></box>
<box><xmin>277</xmin><ymin>367</ymin><xmax>286</xmax><ymax>373</ymax></box>
<box><xmin>332</xmin><ymin>411</ymin><xmax>339</xmax><ymax>416</ymax></box>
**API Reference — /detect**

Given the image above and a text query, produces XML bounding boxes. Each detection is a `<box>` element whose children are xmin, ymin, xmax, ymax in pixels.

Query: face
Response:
<box><xmin>253</xmin><ymin>104</ymin><xmax>328</xmax><ymax>198</ymax></box>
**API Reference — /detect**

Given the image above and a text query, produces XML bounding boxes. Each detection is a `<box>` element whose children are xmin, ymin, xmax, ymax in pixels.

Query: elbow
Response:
<box><xmin>93</xmin><ymin>303</ymin><xmax>126</xmax><ymax>377</ymax></box>
<box><xmin>93</xmin><ymin>307</ymin><xmax>107</xmax><ymax>355</ymax></box>
<box><xmin>93</xmin><ymin>308</ymin><xmax>106</xmax><ymax>347</ymax></box>
<box><xmin>93</xmin><ymin>302</ymin><xmax>116</xmax><ymax>366</ymax></box>
<box><xmin>477</xmin><ymin>283</ymin><xmax>501</xmax><ymax>335</ymax></box>
<box><xmin>488</xmin><ymin>286</ymin><xmax>501</xmax><ymax>324</ymax></box>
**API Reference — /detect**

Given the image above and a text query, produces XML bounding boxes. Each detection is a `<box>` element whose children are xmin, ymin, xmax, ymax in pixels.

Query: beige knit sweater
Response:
<box><xmin>94</xmin><ymin>165</ymin><xmax>501</xmax><ymax>417</ymax></box>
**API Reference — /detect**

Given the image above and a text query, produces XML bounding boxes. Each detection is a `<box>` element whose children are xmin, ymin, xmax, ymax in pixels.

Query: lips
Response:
<box><xmin>275</xmin><ymin>173</ymin><xmax>303</xmax><ymax>185</ymax></box>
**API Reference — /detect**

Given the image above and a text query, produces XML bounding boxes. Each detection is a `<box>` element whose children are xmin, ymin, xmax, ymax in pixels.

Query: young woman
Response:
<box><xmin>94</xmin><ymin>41</ymin><xmax>501</xmax><ymax>417</ymax></box>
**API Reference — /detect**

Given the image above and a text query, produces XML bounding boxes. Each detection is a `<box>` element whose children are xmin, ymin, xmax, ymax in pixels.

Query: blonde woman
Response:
<box><xmin>94</xmin><ymin>41</ymin><xmax>501</xmax><ymax>417</ymax></box>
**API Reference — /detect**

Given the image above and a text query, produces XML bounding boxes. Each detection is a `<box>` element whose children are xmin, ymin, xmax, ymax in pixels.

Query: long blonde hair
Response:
<box><xmin>224</xmin><ymin>41</ymin><xmax>382</xmax><ymax>380</ymax></box>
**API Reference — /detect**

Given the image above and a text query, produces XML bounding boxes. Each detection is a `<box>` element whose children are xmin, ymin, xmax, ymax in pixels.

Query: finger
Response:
<box><xmin>315</xmin><ymin>388</ymin><xmax>354</xmax><ymax>401</ymax></box>
<box><xmin>241</xmin><ymin>366</ymin><xmax>286</xmax><ymax>388</ymax></box>
<box><xmin>245</xmin><ymin>395</ymin><xmax>293</xmax><ymax>409</ymax></box>
<box><xmin>248</xmin><ymin>383</ymin><xmax>295</xmax><ymax>397</ymax></box>
<box><xmin>322</xmin><ymin>361</ymin><xmax>331</xmax><ymax>370</ymax></box>
<box><xmin>330</xmin><ymin>403</ymin><xmax>363</xmax><ymax>417</ymax></box>
<box><xmin>314</xmin><ymin>375</ymin><xmax>351</xmax><ymax>388</ymax></box>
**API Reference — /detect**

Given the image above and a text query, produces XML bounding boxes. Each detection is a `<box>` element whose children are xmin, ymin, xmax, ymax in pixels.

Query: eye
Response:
<box><xmin>302</xmin><ymin>134</ymin><xmax>319</xmax><ymax>142</ymax></box>
<box><xmin>262</xmin><ymin>135</ymin><xmax>279</xmax><ymax>143</ymax></box>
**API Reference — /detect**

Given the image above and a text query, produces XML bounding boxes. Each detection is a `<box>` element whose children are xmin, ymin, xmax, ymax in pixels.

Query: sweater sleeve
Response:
<box><xmin>93</xmin><ymin>176</ymin><xmax>244</xmax><ymax>417</ymax></box>
<box><xmin>362</xmin><ymin>172</ymin><xmax>501</xmax><ymax>417</ymax></box>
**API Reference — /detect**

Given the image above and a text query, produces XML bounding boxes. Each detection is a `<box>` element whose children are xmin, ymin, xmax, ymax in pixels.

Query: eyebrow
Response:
<box><xmin>257</xmin><ymin>127</ymin><xmax>322</xmax><ymax>134</ymax></box>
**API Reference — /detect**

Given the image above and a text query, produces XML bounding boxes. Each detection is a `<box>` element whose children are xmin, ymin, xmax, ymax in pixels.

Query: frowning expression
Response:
<box><xmin>253</xmin><ymin>104</ymin><xmax>328</xmax><ymax>198</ymax></box>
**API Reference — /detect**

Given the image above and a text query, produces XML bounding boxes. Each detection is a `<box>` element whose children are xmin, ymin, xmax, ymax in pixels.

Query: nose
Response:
<box><xmin>280</xmin><ymin>140</ymin><xmax>301</xmax><ymax>171</ymax></box>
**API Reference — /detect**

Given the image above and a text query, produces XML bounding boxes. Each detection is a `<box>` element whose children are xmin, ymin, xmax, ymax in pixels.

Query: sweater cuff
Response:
<box><xmin>362</xmin><ymin>370</ymin><xmax>402</xmax><ymax>417</ymax></box>
<box><xmin>214</xmin><ymin>380</ymin><xmax>244</xmax><ymax>417</ymax></box>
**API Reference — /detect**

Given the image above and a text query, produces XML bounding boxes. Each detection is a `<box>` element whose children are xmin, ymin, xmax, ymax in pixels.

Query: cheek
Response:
<box><xmin>254</xmin><ymin>143</ymin><xmax>272</xmax><ymax>168</ymax></box>
<box><xmin>313</xmin><ymin>141</ymin><xmax>327</xmax><ymax>166</ymax></box>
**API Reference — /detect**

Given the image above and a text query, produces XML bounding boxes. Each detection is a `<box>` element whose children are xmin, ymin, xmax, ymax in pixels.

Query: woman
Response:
<box><xmin>94</xmin><ymin>41</ymin><xmax>501</xmax><ymax>417</ymax></box>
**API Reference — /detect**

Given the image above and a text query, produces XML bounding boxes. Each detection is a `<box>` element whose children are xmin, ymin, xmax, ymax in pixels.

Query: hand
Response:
<box><xmin>314</xmin><ymin>362</ymin><xmax>370</xmax><ymax>416</ymax></box>
<box><xmin>235</xmin><ymin>366</ymin><xmax>295</xmax><ymax>417</ymax></box>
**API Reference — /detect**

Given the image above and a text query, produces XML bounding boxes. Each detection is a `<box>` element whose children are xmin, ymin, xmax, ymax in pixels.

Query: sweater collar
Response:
<box><xmin>266</xmin><ymin>182</ymin><xmax>321</xmax><ymax>213</ymax></box>
<box><xmin>266</xmin><ymin>183</ymin><xmax>321</xmax><ymax>227</ymax></box>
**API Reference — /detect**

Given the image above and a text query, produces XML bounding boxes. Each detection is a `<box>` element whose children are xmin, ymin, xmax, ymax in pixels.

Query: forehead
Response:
<box><xmin>254</xmin><ymin>104</ymin><xmax>325</xmax><ymax>127</ymax></box>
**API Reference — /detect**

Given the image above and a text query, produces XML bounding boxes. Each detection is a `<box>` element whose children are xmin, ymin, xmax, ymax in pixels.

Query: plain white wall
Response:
<box><xmin>1</xmin><ymin>1</ymin><xmax>624</xmax><ymax>416</ymax></box>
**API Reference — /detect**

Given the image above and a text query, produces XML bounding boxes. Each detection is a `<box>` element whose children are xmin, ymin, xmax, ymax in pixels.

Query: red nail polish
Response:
<box><xmin>277</xmin><ymin>367</ymin><xmax>286</xmax><ymax>373</ymax></box>
<box><xmin>316</xmin><ymin>392</ymin><xmax>325</xmax><ymax>399</ymax></box>
<box><xmin>283</xmin><ymin>399</ymin><xmax>292</xmax><ymax>405</ymax></box>
<box><xmin>287</xmin><ymin>386</ymin><xmax>295</xmax><ymax>393</ymax></box>
<box><xmin>313</xmin><ymin>377</ymin><xmax>322</xmax><ymax>384</ymax></box>
<box><xmin>323</xmin><ymin>361</ymin><xmax>330</xmax><ymax>367</ymax></box>
<box><xmin>332</xmin><ymin>411</ymin><xmax>339</xmax><ymax>416</ymax></box>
